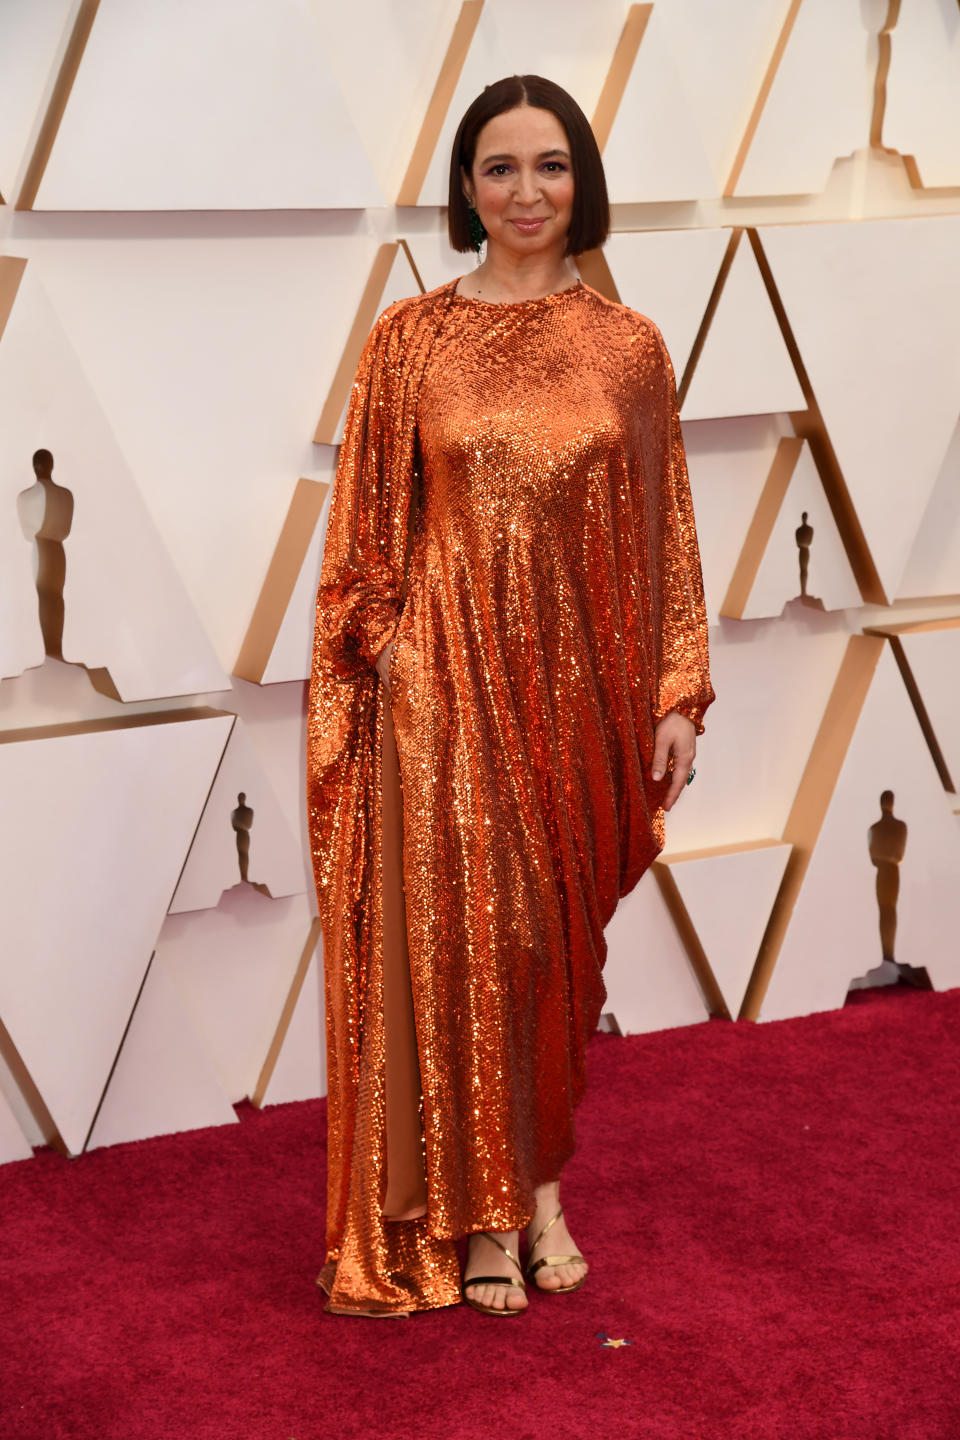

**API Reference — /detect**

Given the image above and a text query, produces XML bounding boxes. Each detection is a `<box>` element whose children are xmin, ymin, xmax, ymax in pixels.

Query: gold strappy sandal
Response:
<box><xmin>461</xmin><ymin>1231</ymin><xmax>528</xmax><ymax>1317</ymax></box>
<box><xmin>525</xmin><ymin>1206</ymin><xmax>588</xmax><ymax>1294</ymax></box>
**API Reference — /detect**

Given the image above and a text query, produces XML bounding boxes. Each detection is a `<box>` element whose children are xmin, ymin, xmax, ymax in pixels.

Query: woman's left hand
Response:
<box><xmin>651</xmin><ymin>711</ymin><xmax>697</xmax><ymax>813</ymax></box>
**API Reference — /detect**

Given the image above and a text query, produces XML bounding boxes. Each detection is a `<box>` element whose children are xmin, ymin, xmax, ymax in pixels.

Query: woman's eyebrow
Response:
<box><xmin>477</xmin><ymin>148</ymin><xmax>570</xmax><ymax>165</ymax></box>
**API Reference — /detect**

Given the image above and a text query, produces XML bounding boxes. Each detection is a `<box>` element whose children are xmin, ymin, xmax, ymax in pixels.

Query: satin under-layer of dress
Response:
<box><xmin>306</xmin><ymin>276</ymin><xmax>715</xmax><ymax>1315</ymax></box>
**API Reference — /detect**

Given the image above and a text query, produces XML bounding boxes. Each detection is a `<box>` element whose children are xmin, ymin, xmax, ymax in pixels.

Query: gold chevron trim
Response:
<box><xmin>396</xmin><ymin>0</ymin><xmax>484</xmax><ymax>206</ymax></box>
<box><xmin>234</xmin><ymin>478</ymin><xmax>331</xmax><ymax>684</ymax></box>
<box><xmin>724</xmin><ymin>0</ymin><xmax>804</xmax><ymax>198</ymax></box>
<box><xmin>16</xmin><ymin>0</ymin><xmax>101</xmax><ymax>210</ymax></box>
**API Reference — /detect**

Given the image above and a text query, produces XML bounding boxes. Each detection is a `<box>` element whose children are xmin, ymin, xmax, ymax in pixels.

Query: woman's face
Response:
<box><xmin>461</xmin><ymin>103</ymin><xmax>574</xmax><ymax>258</ymax></box>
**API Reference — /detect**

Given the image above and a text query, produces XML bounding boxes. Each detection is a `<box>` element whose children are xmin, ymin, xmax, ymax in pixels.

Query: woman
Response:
<box><xmin>307</xmin><ymin>74</ymin><xmax>715</xmax><ymax>1319</ymax></box>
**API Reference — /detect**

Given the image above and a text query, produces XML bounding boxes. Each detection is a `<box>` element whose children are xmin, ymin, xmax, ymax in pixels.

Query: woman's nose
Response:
<box><xmin>512</xmin><ymin>169</ymin><xmax>542</xmax><ymax>203</ymax></box>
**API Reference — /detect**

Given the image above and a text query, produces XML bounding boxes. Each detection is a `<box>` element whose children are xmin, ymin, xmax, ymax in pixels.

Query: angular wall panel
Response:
<box><xmin>30</xmin><ymin>0</ymin><xmax>383</xmax><ymax>210</ymax></box>
<box><xmin>722</xmin><ymin>437</ymin><xmax>861</xmax><ymax>620</ymax></box>
<box><xmin>680</xmin><ymin>232</ymin><xmax>805</xmax><ymax>421</ymax></box>
<box><xmin>759</xmin><ymin>217</ymin><xmax>960</xmax><ymax>603</ymax></box>
<box><xmin>747</xmin><ymin>639</ymin><xmax>960</xmax><ymax>1023</ymax></box>
<box><xmin>685</xmin><ymin>415</ymin><xmax>788</xmax><ymax>627</ymax></box>
<box><xmin>234</xmin><ymin>475</ymin><xmax>333</xmax><ymax>687</ymax></box>
<box><xmin>0</xmin><ymin>1084</ymin><xmax>33</xmax><ymax>1164</ymax></box>
<box><xmin>898</xmin><ymin>415</ymin><xmax>960</xmax><ymax>602</ymax></box>
<box><xmin>603</xmin><ymin>871</ymin><xmax>710</xmax><ymax>1035</ymax></box>
<box><xmin>729</xmin><ymin>0</ymin><xmax>869</xmax><ymax>197</ymax></box>
<box><xmin>0</xmin><ymin>0</ymin><xmax>74</xmax><ymax>203</ymax></box>
<box><xmin>0</xmin><ymin>259</ymin><xmax>228</xmax><ymax>700</ymax></box>
<box><xmin>0</xmin><ymin>710</ymin><xmax>234</xmax><ymax>1155</ymax></box>
<box><xmin>254</xmin><ymin>923</ymin><xmax>325</xmax><ymax>1107</ymax></box>
<box><xmin>86</xmin><ymin>960</ymin><xmax>238</xmax><ymax>1151</ymax></box>
<box><xmin>158</xmin><ymin>891</ymin><xmax>314</xmax><ymax>1102</ymax></box>
<box><xmin>170</xmin><ymin>721</ymin><xmax>305</xmax><ymax>913</ymax></box>
<box><xmin>660</xmin><ymin>841</ymin><xmax>792</xmax><ymax>1019</ymax></box>
<box><xmin>597</xmin><ymin>4</ymin><xmax>715</xmax><ymax>204</ymax></box>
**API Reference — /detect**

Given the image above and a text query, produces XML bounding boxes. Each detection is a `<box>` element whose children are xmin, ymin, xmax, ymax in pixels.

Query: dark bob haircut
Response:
<box><xmin>447</xmin><ymin>74</ymin><xmax>610</xmax><ymax>258</ymax></box>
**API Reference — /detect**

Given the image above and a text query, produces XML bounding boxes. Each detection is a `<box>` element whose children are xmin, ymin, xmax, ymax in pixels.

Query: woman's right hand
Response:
<box><xmin>375</xmin><ymin>638</ymin><xmax>394</xmax><ymax>692</ymax></box>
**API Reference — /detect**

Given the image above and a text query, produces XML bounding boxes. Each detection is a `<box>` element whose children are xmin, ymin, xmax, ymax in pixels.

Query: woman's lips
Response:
<box><xmin>510</xmin><ymin>218</ymin><xmax>547</xmax><ymax>233</ymax></box>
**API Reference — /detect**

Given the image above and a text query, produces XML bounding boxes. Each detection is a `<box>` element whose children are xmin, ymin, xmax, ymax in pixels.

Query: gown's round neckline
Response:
<box><xmin>448</xmin><ymin>275</ymin><xmax>585</xmax><ymax>308</ymax></box>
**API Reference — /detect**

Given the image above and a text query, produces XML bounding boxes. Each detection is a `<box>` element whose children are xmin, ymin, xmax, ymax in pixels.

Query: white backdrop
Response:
<box><xmin>1</xmin><ymin>0</ymin><xmax>958</xmax><ymax>1164</ymax></box>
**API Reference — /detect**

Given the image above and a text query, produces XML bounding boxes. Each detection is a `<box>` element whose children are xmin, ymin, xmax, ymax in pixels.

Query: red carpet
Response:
<box><xmin>4</xmin><ymin>984</ymin><xmax>960</xmax><ymax>1440</ymax></box>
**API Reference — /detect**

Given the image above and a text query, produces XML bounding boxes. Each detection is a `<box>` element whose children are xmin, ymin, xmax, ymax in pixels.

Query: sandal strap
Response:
<box><xmin>476</xmin><ymin>1230</ymin><xmax>523</xmax><ymax>1276</ymax></box>
<box><xmin>526</xmin><ymin>1206</ymin><xmax>564</xmax><ymax>1260</ymax></box>
<box><xmin>526</xmin><ymin>1252</ymin><xmax>585</xmax><ymax>1281</ymax></box>
<box><xmin>463</xmin><ymin>1230</ymin><xmax>526</xmax><ymax>1293</ymax></box>
<box><xmin>462</xmin><ymin>1274</ymin><xmax>526</xmax><ymax>1292</ymax></box>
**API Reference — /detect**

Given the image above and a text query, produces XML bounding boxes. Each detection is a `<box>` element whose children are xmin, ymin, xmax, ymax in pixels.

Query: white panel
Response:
<box><xmin>0</xmin><ymin>1084</ymin><xmax>33</xmax><ymax>1164</ymax></box>
<box><xmin>884</xmin><ymin>0</ymin><xmax>960</xmax><ymax>189</ymax></box>
<box><xmin>739</xmin><ymin>442</ymin><xmax>861</xmax><ymax>619</ymax></box>
<box><xmin>258</xmin><ymin>948</ymin><xmax>326</xmax><ymax>1107</ymax></box>
<box><xmin>170</xmin><ymin>721</ymin><xmax>304</xmax><ymax>913</ymax></box>
<box><xmin>415</xmin><ymin>0</ymin><xmax>631</xmax><ymax>207</ymax></box>
<box><xmin>662</xmin><ymin>609</ymin><xmax>854</xmax><ymax>855</ymax></box>
<box><xmin>0</xmin><ymin>0</ymin><xmax>74</xmax><ymax>202</ymax></box>
<box><xmin>302</xmin><ymin>0</ymin><xmax>456</xmax><ymax>202</ymax></box>
<box><xmin>34</xmin><ymin>0</ymin><xmax>383</xmax><ymax>210</ymax></box>
<box><xmin>260</xmin><ymin>474</ymin><xmax>335</xmax><ymax>687</ymax></box>
<box><xmin>759</xmin><ymin>217</ymin><xmax>960</xmax><ymax>601</ymax></box>
<box><xmin>603</xmin><ymin>228</ymin><xmax>731</xmax><ymax>383</ymax></box>
<box><xmin>158</xmin><ymin>892</ymin><xmax>313</xmax><ymax>1102</ymax></box>
<box><xmin>601</xmin><ymin>5</ymin><xmax>716</xmax><ymax>203</ymax></box>
<box><xmin>18</xmin><ymin>232</ymin><xmax>383</xmax><ymax>671</ymax></box>
<box><xmin>761</xmin><ymin>646</ymin><xmax>960</xmax><ymax>1021</ymax></box>
<box><xmin>685</xmin><ymin>415</ymin><xmax>787</xmax><ymax>627</ymax></box>
<box><xmin>898</xmin><ymin>627</ymin><xmax>960</xmax><ymax>791</ymax></box>
<box><xmin>898</xmin><ymin>415</ymin><xmax>960</xmax><ymax>601</ymax></box>
<box><xmin>0</xmin><ymin>713</ymin><xmax>233</xmax><ymax>1154</ymax></box>
<box><xmin>0</xmin><ymin>1045</ymin><xmax>43</xmax><ymax>1148</ymax></box>
<box><xmin>0</xmin><ymin>265</ymin><xmax>228</xmax><ymax>699</ymax></box>
<box><xmin>734</xmin><ymin>0</ymin><xmax>870</xmax><ymax>197</ymax></box>
<box><xmin>666</xmin><ymin>0</ymin><xmax>795</xmax><ymax>191</ymax></box>
<box><xmin>86</xmin><ymin>961</ymin><xmax>238</xmax><ymax>1150</ymax></box>
<box><xmin>681</xmin><ymin>238</ymin><xmax>805</xmax><ymax>420</ymax></box>
<box><xmin>663</xmin><ymin>842</ymin><xmax>791</xmax><ymax>1017</ymax></box>
<box><xmin>603</xmin><ymin>871</ymin><xmax>709</xmax><ymax>1035</ymax></box>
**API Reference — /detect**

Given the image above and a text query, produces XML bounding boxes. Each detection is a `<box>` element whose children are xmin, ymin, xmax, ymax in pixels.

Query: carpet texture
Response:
<box><xmin>3</xmin><ymin>984</ymin><xmax>960</xmax><ymax>1440</ymax></box>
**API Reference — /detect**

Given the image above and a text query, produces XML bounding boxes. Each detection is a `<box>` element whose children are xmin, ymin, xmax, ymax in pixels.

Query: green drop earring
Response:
<box><xmin>467</xmin><ymin>204</ymin><xmax>487</xmax><ymax>253</ymax></box>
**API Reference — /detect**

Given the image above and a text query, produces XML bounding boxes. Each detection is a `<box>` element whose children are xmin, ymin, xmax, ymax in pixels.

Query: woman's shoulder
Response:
<box><xmin>370</xmin><ymin>280</ymin><xmax>456</xmax><ymax>336</ymax></box>
<box><xmin>579</xmin><ymin>282</ymin><xmax>666</xmax><ymax>347</ymax></box>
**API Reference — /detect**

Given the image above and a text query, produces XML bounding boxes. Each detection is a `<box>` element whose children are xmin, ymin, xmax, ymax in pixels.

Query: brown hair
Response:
<box><xmin>447</xmin><ymin>75</ymin><xmax>609</xmax><ymax>257</ymax></box>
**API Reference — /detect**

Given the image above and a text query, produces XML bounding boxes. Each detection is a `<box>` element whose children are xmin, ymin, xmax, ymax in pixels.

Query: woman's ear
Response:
<box><xmin>460</xmin><ymin>166</ymin><xmax>474</xmax><ymax>209</ymax></box>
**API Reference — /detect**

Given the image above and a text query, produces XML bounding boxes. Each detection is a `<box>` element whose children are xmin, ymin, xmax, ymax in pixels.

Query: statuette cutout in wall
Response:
<box><xmin>230</xmin><ymin>791</ymin><xmax>269</xmax><ymax>897</ymax></box>
<box><xmin>849</xmin><ymin>790</ymin><xmax>931</xmax><ymax>995</ymax></box>
<box><xmin>17</xmin><ymin>448</ymin><xmax>73</xmax><ymax>661</ymax></box>
<box><xmin>795</xmin><ymin>510</ymin><xmax>813</xmax><ymax>600</ymax></box>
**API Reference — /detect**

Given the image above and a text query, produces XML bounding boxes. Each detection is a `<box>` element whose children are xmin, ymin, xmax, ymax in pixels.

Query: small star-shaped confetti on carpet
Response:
<box><xmin>595</xmin><ymin>1331</ymin><xmax>632</xmax><ymax>1348</ymax></box>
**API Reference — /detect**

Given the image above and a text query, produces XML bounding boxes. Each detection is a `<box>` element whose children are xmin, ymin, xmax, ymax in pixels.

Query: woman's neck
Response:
<box><xmin>456</xmin><ymin>246</ymin><xmax>580</xmax><ymax>303</ymax></box>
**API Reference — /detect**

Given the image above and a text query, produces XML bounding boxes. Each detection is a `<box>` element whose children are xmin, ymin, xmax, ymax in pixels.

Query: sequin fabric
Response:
<box><xmin>306</xmin><ymin>275</ymin><xmax>715</xmax><ymax>1315</ymax></box>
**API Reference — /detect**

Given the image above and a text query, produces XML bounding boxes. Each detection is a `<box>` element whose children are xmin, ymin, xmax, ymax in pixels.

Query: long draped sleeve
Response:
<box><xmin>636</xmin><ymin>320</ymin><xmax>715</xmax><ymax>737</ymax></box>
<box><xmin>306</xmin><ymin>294</ymin><xmax>462</xmax><ymax>1314</ymax></box>
<box><xmin>312</xmin><ymin>303</ymin><xmax>419</xmax><ymax>681</ymax></box>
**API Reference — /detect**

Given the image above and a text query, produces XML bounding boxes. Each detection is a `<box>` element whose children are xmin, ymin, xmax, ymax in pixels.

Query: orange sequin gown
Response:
<box><xmin>306</xmin><ymin>275</ymin><xmax>715</xmax><ymax>1315</ymax></box>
